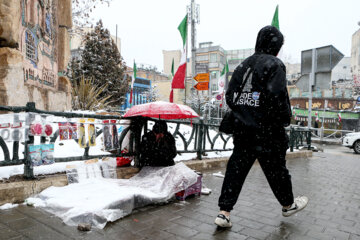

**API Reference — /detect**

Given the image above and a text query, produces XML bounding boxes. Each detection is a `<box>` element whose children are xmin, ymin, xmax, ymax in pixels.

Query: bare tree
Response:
<box><xmin>72</xmin><ymin>0</ymin><xmax>113</xmax><ymax>34</ymax></box>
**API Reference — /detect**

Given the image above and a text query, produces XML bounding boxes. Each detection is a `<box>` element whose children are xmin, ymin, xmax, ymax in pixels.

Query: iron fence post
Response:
<box><xmin>197</xmin><ymin>118</ymin><xmax>204</xmax><ymax>160</ymax></box>
<box><xmin>289</xmin><ymin>127</ymin><xmax>294</xmax><ymax>152</ymax></box>
<box><xmin>307</xmin><ymin>130</ymin><xmax>312</xmax><ymax>150</ymax></box>
<box><xmin>23</xmin><ymin>102</ymin><xmax>36</xmax><ymax>179</ymax></box>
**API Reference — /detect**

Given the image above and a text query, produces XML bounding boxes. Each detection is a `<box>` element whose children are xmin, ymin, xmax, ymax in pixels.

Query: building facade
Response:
<box><xmin>195</xmin><ymin>42</ymin><xmax>226</xmax><ymax>94</ymax></box>
<box><xmin>0</xmin><ymin>0</ymin><xmax>72</xmax><ymax>110</ymax></box>
<box><xmin>123</xmin><ymin>65</ymin><xmax>190</xmax><ymax>105</ymax></box>
<box><xmin>351</xmin><ymin>27</ymin><xmax>360</xmax><ymax>94</ymax></box>
<box><xmin>121</xmin><ymin>77</ymin><xmax>151</xmax><ymax>110</ymax></box>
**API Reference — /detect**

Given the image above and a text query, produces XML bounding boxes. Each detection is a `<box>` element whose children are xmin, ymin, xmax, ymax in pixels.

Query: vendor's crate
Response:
<box><xmin>175</xmin><ymin>173</ymin><xmax>202</xmax><ymax>201</ymax></box>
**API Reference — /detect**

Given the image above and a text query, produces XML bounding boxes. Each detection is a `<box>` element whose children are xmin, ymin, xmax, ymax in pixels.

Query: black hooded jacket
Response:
<box><xmin>139</xmin><ymin>121</ymin><xmax>177</xmax><ymax>167</ymax></box>
<box><xmin>225</xmin><ymin>26</ymin><xmax>291</xmax><ymax>137</ymax></box>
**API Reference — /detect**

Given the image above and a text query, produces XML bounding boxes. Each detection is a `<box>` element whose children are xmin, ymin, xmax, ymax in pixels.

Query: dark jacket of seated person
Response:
<box><xmin>139</xmin><ymin>120</ymin><xmax>177</xmax><ymax>167</ymax></box>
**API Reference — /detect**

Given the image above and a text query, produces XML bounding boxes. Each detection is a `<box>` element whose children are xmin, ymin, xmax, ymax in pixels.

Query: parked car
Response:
<box><xmin>342</xmin><ymin>132</ymin><xmax>360</xmax><ymax>154</ymax></box>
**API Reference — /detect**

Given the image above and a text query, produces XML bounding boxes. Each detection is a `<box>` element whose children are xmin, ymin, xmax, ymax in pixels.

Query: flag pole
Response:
<box><xmin>185</xmin><ymin>15</ymin><xmax>188</xmax><ymax>105</ymax></box>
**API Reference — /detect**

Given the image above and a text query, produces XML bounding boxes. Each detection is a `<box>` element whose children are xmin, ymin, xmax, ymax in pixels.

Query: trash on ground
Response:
<box><xmin>213</xmin><ymin>171</ymin><xmax>225</xmax><ymax>178</ymax></box>
<box><xmin>201</xmin><ymin>187</ymin><xmax>212</xmax><ymax>195</ymax></box>
<box><xmin>77</xmin><ymin>223</ymin><xmax>92</xmax><ymax>231</ymax></box>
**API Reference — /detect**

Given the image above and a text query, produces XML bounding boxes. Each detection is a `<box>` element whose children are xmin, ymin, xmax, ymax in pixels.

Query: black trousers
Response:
<box><xmin>218</xmin><ymin>130</ymin><xmax>294</xmax><ymax>212</ymax></box>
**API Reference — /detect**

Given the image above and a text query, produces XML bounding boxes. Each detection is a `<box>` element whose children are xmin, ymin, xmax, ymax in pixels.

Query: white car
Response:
<box><xmin>342</xmin><ymin>132</ymin><xmax>360</xmax><ymax>154</ymax></box>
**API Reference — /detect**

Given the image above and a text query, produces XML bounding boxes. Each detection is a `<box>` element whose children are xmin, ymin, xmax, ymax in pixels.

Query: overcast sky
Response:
<box><xmin>92</xmin><ymin>0</ymin><xmax>360</xmax><ymax>71</ymax></box>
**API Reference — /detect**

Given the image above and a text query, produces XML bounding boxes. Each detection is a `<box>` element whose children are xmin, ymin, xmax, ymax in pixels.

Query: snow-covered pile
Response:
<box><xmin>26</xmin><ymin>162</ymin><xmax>198</xmax><ymax>229</ymax></box>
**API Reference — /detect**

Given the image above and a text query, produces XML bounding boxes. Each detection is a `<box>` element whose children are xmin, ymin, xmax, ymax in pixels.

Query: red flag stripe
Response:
<box><xmin>130</xmin><ymin>88</ymin><xmax>133</xmax><ymax>104</ymax></box>
<box><xmin>172</xmin><ymin>63</ymin><xmax>186</xmax><ymax>89</ymax></box>
<box><xmin>169</xmin><ymin>89</ymin><xmax>174</xmax><ymax>103</ymax></box>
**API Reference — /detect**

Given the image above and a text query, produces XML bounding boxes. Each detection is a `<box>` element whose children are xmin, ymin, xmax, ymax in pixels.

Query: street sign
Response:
<box><xmin>216</xmin><ymin>94</ymin><xmax>222</xmax><ymax>101</ymax></box>
<box><xmin>194</xmin><ymin>73</ymin><xmax>210</xmax><ymax>82</ymax></box>
<box><xmin>194</xmin><ymin>82</ymin><xmax>209</xmax><ymax>91</ymax></box>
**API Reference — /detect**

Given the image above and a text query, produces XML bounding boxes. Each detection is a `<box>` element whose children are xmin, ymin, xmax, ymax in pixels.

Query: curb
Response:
<box><xmin>0</xmin><ymin>151</ymin><xmax>312</xmax><ymax>205</ymax></box>
<box><xmin>312</xmin><ymin>139</ymin><xmax>342</xmax><ymax>145</ymax></box>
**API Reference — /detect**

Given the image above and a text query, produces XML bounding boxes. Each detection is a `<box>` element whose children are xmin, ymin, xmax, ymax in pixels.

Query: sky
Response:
<box><xmin>92</xmin><ymin>0</ymin><xmax>360</xmax><ymax>71</ymax></box>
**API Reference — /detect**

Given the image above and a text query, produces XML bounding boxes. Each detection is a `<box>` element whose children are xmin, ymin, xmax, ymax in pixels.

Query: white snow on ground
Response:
<box><xmin>0</xmin><ymin>203</ymin><xmax>19</xmax><ymax>210</ymax></box>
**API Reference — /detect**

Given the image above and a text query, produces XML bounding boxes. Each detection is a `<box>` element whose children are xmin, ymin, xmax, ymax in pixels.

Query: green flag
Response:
<box><xmin>221</xmin><ymin>60</ymin><xmax>229</xmax><ymax>76</ymax></box>
<box><xmin>178</xmin><ymin>14</ymin><xmax>188</xmax><ymax>47</ymax></box>
<box><xmin>133</xmin><ymin>61</ymin><xmax>137</xmax><ymax>83</ymax></box>
<box><xmin>271</xmin><ymin>5</ymin><xmax>280</xmax><ymax>30</ymax></box>
<box><xmin>171</xmin><ymin>58</ymin><xmax>174</xmax><ymax>77</ymax></box>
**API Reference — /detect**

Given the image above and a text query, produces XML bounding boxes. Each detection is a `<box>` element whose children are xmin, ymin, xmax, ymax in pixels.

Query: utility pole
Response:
<box><xmin>187</xmin><ymin>0</ymin><xmax>199</xmax><ymax>101</ymax></box>
<box><xmin>191</xmin><ymin>0</ymin><xmax>196</xmax><ymax>83</ymax></box>
<box><xmin>308</xmin><ymin>49</ymin><xmax>317</xmax><ymax>129</ymax></box>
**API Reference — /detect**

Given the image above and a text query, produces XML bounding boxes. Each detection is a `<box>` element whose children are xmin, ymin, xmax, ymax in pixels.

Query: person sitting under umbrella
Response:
<box><xmin>139</xmin><ymin>120</ymin><xmax>177</xmax><ymax>167</ymax></box>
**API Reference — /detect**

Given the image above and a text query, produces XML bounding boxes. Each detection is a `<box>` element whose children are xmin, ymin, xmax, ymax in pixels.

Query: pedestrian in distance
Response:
<box><xmin>215</xmin><ymin>25</ymin><xmax>308</xmax><ymax>228</ymax></box>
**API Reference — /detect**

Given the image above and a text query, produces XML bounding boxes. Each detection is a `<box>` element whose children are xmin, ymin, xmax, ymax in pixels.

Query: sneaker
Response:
<box><xmin>282</xmin><ymin>196</ymin><xmax>309</xmax><ymax>217</ymax></box>
<box><xmin>214</xmin><ymin>214</ymin><xmax>232</xmax><ymax>227</ymax></box>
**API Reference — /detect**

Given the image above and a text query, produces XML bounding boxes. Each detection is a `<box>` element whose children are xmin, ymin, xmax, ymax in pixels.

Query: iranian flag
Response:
<box><xmin>338</xmin><ymin>113</ymin><xmax>342</xmax><ymax>122</ymax></box>
<box><xmin>170</xmin><ymin>14</ymin><xmax>188</xmax><ymax>102</ymax></box>
<box><xmin>218</xmin><ymin>61</ymin><xmax>229</xmax><ymax>107</ymax></box>
<box><xmin>218</xmin><ymin>61</ymin><xmax>229</xmax><ymax>93</ymax></box>
<box><xmin>130</xmin><ymin>61</ymin><xmax>137</xmax><ymax>105</ymax></box>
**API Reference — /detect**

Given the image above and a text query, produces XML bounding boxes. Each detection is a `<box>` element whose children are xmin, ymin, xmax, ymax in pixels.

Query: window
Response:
<box><xmin>211</xmin><ymin>83</ymin><xmax>218</xmax><ymax>92</ymax></box>
<box><xmin>25</xmin><ymin>30</ymin><xmax>37</xmax><ymax>64</ymax></box>
<box><xmin>210</xmin><ymin>71</ymin><xmax>218</xmax><ymax>80</ymax></box>
<box><xmin>210</xmin><ymin>53</ymin><xmax>217</xmax><ymax>63</ymax></box>
<box><xmin>196</xmin><ymin>55</ymin><xmax>208</xmax><ymax>61</ymax></box>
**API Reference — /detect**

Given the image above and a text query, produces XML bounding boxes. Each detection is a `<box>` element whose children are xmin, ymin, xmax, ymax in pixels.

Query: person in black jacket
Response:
<box><xmin>139</xmin><ymin>120</ymin><xmax>176</xmax><ymax>167</ymax></box>
<box><xmin>215</xmin><ymin>26</ymin><xmax>308</xmax><ymax>228</ymax></box>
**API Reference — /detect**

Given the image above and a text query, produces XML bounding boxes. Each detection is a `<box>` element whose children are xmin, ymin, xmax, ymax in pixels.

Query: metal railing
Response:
<box><xmin>311</xmin><ymin>128</ymin><xmax>354</xmax><ymax>142</ymax></box>
<box><xmin>0</xmin><ymin>103</ymin><xmax>234</xmax><ymax>178</ymax></box>
<box><xmin>290</xmin><ymin>125</ymin><xmax>355</xmax><ymax>143</ymax></box>
<box><xmin>0</xmin><ymin>102</ymin><xmax>312</xmax><ymax>179</ymax></box>
<box><xmin>286</xmin><ymin>126</ymin><xmax>312</xmax><ymax>151</ymax></box>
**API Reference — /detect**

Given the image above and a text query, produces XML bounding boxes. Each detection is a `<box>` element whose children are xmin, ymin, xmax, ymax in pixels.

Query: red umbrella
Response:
<box><xmin>123</xmin><ymin>101</ymin><xmax>199</xmax><ymax>119</ymax></box>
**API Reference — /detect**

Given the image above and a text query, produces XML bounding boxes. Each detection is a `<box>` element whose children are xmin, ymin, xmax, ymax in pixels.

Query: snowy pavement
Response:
<box><xmin>0</xmin><ymin>145</ymin><xmax>359</xmax><ymax>239</ymax></box>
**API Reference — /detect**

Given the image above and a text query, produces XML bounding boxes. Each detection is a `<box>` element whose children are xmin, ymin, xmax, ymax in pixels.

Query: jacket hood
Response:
<box><xmin>255</xmin><ymin>26</ymin><xmax>284</xmax><ymax>56</ymax></box>
<box><xmin>153</xmin><ymin>120</ymin><xmax>167</xmax><ymax>134</ymax></box>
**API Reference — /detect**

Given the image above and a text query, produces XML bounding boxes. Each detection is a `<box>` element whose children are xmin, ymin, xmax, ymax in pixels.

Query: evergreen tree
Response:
<box><xmin>70</xmin><ymin>20</ymin><xmax>128</xmax><ymax>106</ymax></box>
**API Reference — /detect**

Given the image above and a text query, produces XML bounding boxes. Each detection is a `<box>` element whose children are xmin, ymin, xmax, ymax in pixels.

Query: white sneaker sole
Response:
<box><xmin>283</xmin><ymin>198</ymin><xmax>309</xmax><ymax>217</ymax></box>
<box><xmin>214</xmin><ymin>218</ymin><xmax>232</xmax><ymax>228</ymax></box>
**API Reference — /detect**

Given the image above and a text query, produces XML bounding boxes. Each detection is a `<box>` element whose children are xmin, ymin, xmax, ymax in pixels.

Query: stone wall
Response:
<box><xmin>0</xmin><ymin>1</ymin><xmax>21</xmax><ymax>48</ymax></box>
<box><xmin>0</xmin><ymin>0</ymin><xmax>72</xmax><ymax>111</ymax></box>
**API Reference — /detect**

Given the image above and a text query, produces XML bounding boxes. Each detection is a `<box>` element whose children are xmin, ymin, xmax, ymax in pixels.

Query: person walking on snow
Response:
<box><xmin>215</xmin><ymin>25</ymin><xmax>308</xmax><ymax>228</ymax></box>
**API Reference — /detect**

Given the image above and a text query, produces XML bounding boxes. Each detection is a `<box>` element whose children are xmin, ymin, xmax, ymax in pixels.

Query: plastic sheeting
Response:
<box><xmin>26</xmin><ymin>162</ymin><xmax>198</xmax><ymax>229</ymax></box>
